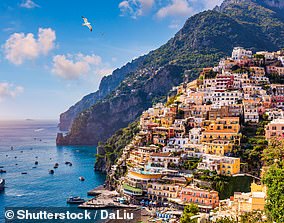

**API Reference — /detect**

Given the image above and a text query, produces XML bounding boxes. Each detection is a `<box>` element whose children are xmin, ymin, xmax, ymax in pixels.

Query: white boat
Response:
<box><xmin>0</xmin><ymin>179</ymin><xmax>5</xmax><ymax>191</ymax></box>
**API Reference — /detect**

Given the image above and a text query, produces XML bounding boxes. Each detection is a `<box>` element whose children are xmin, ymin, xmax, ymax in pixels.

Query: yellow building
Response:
<box><xmin>220</xmin><ymin>157</ymin><xmax>240</xmax><ymax>175</ymax></box>
<box><xmin>232</xmin><ymin>183</ymin><xmax>266</xmax><ymax>213</ymax></box>
<box><xmin>201</xmin><ymin>117</ymin><xmax>241</xmax><ymax>145</ymax></box>
<box><xmin>202</xmin><ymin>140</ymin><xmax>234</xmax><ymax>155</ymax></box>
<box><xmin>198</xmin><ymin>154</ymin><xmax>240</xmax><ymax>176</ymax></box>
<box><xmin>128</xmin><ymin>145</ymin><xmax>159</xmax><ymax>167</ymax></box>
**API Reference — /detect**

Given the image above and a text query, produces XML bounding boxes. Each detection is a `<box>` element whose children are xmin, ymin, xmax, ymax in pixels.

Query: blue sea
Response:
<box><xmin>0</xmin><ymin>120</ymin><xmax>106</xmax><ymax>222</ymax></box>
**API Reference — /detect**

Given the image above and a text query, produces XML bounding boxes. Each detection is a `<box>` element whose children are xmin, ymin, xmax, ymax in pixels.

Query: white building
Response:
<box><xmin>168</xmin><ymin>137</ymin><xmax>189</xmax><ymax>148</ymax></box>
<box><xmin>232</xmin><ymin>47</ymin><xmax>252</xmax><ymax>60</ymax></box>
<box><xmin>204</xmin><ymin>91</ymin><xmax>243</xmax><ymax>107</ymax></box>
<box><xmin>188</xmin><ymin>128</ymin><xmax>202</xmax><ymax>144</ymax></box>
<box><xmin>243</xmin><ymin>100</ymin><xmax>259</xmax><ymax>123</ymax></box>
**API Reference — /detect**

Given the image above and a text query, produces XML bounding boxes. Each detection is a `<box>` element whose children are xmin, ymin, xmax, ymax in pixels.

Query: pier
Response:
<box><xmin>79</xmin><ymin>186</ymin><xmax>138</xmax><ymax>209</ymax></box>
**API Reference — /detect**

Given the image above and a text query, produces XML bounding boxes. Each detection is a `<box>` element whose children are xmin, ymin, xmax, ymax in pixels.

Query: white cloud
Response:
<box><xmin>119</xmin><ymin>0</ymin><xmax>155</xmax><ymax>18</ymax></box>
<box><xmin>156</xmin><ymin>0</ymin><xmax>194</xmax><ymax>19</ymax></box>
<box><xmin>52</xmin><ymin>53</ymin><xmax>106</xmax><ymax>80</ymax></box>
<box><xmin>118</xmin><ymin>0</ymin><xmax>223</xmax><ymax>20</ymax></box>
<box><xmin>3</xmin><ymin>28</ymin><xmax>56</xmax><ymax>65</ymax></box>
<box><xmin>0</xmin><ymin>82</ymin><xmax>24</xmax><ymax>101</ymax></box>
<box><xmin>20</xmin><ymin>0</ymin><xmax>39</xmax><ymax>9</ymax></box>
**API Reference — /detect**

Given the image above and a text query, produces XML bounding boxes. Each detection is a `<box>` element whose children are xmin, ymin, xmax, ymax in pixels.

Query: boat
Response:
<box><xmin>66</xmin><ymin>196</ymin><xmax>85</xmax><ymax>204</ymax></box>
<box><xmin>21</xmin><ymin>172</ymin><xmax>28</xmax><ymax>175</ymax></box>
<box><xmin>0</xmin><ymin>170</ymin><xmax>7</xmax><ymax>174</ymax></box>
<box><xmin>0</xmin><ymin>166</ymin><xmax>4</xmax><ymax>168</ymax></box>
<box><xmin>35</xmin><ymin>161</ymin><xmax>38</xmax><ymax>165</ymax></box>
<box><xmin>54</xmin><ymin>163</ymin><xmax>59</xmax><ymax>169</ymax></box>
<box><xmin>69</xmin><ymin>163</ymin><xmax>73</xmax><ymax>166</ymax></box>
<box><xmin>49</xmin><ymin>170</ymin><xmax>54</xmax><ymax>174</ymax></box>
<box><xmin>79</xmin><ymin>176</ymin><xmax>85</xmax><ymax>181</ymax></box>
<box><xmin>0</xmin><ymin>179</ymin><xmax>5</xmax><ymax>191</ymax></box>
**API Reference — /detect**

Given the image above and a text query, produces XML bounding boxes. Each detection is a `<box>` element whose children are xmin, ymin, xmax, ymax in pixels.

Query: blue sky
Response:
<box><xmin>0</xmin><ymin>0</ymin><xmax>223</xmax><ymax>120</ymax></box>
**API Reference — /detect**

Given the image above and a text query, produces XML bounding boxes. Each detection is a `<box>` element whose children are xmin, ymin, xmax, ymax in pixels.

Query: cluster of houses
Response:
<box><xmin>108</xmin><ymin>47</ymin><xmax>284</xmax><ymax>220</ymax></box>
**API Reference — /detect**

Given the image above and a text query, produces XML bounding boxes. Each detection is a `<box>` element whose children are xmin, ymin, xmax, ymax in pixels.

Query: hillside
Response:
<box><xmin>57</xmin><ymin>0</ymin><xmax>284</xmax><ymax>145</ymax></box>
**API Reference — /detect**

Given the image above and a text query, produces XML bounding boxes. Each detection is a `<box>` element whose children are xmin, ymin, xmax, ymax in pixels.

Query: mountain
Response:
<box><xmin>57</xmin><ymin>0</ymin><xmax>284</xmax><ymax>145</ymax></box>
<box><xmin>58</xmin><ymin>56</ymin><xmax>146</xmax><ymax>131</ymax></box>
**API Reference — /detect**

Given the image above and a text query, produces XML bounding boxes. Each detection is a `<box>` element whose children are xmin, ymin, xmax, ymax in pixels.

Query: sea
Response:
<box><xmin>0</xmin><ymin>120</ymin><xmax>106</xmax><ymax>222</ymax></box>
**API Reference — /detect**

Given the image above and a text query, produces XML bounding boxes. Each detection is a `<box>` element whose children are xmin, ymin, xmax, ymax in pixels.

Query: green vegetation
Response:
<box><xmin>180</xmin><ymin>204</ymin><xmax>199</xmax><ymax>223</ymax></box>
<box><xmin>194</xmin><ymin>170</ymin><xmax>252</xmax><ymax>199</ymax></box>
<box><xmin>95</xmin><ymin>121</ymin><xmax>140</xmax><ymax>172</ymax></box>
<box><xmin>182</xmin><ymin>158</ymin><xmax>200</xmax><ymax>170</ymax></box>
<box><xmin>240</xmin><ymin>117</ymin><xmax>269</xmax><ymax>176</ymax></box>
<box><xmin>165</xmin><ymin>95</ymin><xmax>178</xmax><ymax>107</ymax></box>
<box><xmin>262</xmin><ymin>139</ymin><xmax>284</xmax><ymax>223</ymax></box>
<box><xmin>266</xmin><ymin>73</ymin><xmax>284</xmax><ymax>84</ymax></box>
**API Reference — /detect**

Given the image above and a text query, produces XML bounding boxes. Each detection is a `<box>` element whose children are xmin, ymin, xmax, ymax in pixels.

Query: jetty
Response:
<box><xmin>79</xmin><ymin>186</ymin><xmax>137</xmax><ymax>209</ymax></box>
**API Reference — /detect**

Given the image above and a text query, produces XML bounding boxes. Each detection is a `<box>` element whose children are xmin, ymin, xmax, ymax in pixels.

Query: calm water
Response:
<box><xmin>0</xmin><ymin>120</ymin><xmax>105</xmax><ymax>221</ymax></box>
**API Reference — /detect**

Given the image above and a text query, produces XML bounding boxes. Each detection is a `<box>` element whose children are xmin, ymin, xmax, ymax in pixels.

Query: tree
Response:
<box><xmin>262</xmin><ymin>163</ymin><xmax>284</xmax><ymax>222</ymax></box>
<box><xmin>262</xmin><ymin>138</ymin><xmax>284</xmax><ymax>222</ymax></box>
<box><xmin>180</xmin><ymin>204</ymin><xmax>199</xmax><ymax>223</ymax></box>
<box><xmin>262</xmin><ymin>138</ymin><xmax>284</xmax><ymax>166</ymax></box>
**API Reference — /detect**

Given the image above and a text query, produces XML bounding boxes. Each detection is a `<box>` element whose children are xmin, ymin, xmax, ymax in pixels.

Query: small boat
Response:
<box><xmin>11</xmin><ymin>146</ymin><xmax>14</xmax><ymax>150</ymax></box>
<box><xmin>14</xmin><ymin>156</ymin><xmax>17</xmax><ymax>159</ymax></box>
<box><xmin>0</xmin><ymin>179</ymin><xmax>5</xmax><ymax>191</ymax></box>
<box><xmin>0</xmin><ymin>170</ymin><xmax>7</xmax><ymax>174</ymax></box>
<box><xmin>20</xmin><ymin>151</ymin><xmax>23</xmax><ymax>153</ymax></box>
<box><xmin>32</xmin><ymin>167</ymin><xmax>37</xmax><ymax>169</ymax></box>
<box><xmin>35</xmin><ymin>161</ymin><xmax>39</xmax><ymax>165</ymax></box>
<box><xmin>49</xmin><ymin>170</ymin><xmax>54</xmax><ymax>174</ymax></box>
<box><xmin>69</xmin><ymin>163</ymin><xmax>72</xmax><ymax>166</ymax></box>
<box><xmin>35</xmin><ymin>156</ymin><xmax>38</xmax><ymax>159</ymax></box>
<box><xmin>66</xmin><ymin>196</ymin><xmax>85</xmax><ymax>204</ymax></box>
<box><xmin>65</xmin><ymin>161</ymin><xmax>70</xmax><ymax>165</ymax></box>
<box><xmin>15</xmin><ymin>163</ymin><xmax>18</xmax><ymax>166</ymax></box>
<box><xmin>0</xmin><ymin>166</ymin><xmax>4</xmax><ymax>168</ymax></box>
<box><xmin>79</xmin><ymin>176</ymin><xmax>85</xmax><ymax>181</ymax></box>
<box><xmin>54</xmin><ymin>163</ymin><xmax>59</xmax><ymax>169</ymax></box>
<box><xmin>21</xmin><ymin>172</ymin><xmax>28</xmax><ymax>175</ymax></box>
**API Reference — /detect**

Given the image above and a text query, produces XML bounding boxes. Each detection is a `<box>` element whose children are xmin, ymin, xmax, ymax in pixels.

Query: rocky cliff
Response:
<box><xmin>57</xmin><ymin>0</ymin><xmax>284</xmax><ymax>146</ymax></box>
<box><xmin>58</xmin><ymin>56</ymin><xmax>146</xmax><ymax>131</ymax></box>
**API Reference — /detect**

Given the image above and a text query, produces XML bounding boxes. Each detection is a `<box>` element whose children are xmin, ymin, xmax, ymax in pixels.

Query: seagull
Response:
<box><xmin>82</xmin><ymin>16</ymin><xmax>92</xmax><ymax>32</ymax></box>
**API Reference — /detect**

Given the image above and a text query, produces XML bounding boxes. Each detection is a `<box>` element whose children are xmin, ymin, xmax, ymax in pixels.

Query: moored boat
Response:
<box><xmin>66</xmin><ymin>196</ymin><xmax>85</xmax><ymax>204</ymax></box>
<box><xmin>0</xmin><ymin>179</ymin><xmax>5</xmax><ymax>191</ymax></box>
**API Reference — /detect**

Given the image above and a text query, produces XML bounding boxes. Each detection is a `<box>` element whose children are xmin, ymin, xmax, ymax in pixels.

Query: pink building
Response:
<box><xmin>265</xmin><ymin>119</ymin><xmax>284</xmax><ymax>140</ymax></box>
<box><xmin>180</xmin><ymin>186</ymin><xmax>219</xmax><ymax>211</ymax></box>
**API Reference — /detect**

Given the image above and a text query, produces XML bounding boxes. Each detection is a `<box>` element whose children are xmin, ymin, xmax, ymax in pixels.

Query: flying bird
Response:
<box><xmin>82</xmin><ymin>16</ymin><xmax>92</xmax><ymax>32</ymax></box>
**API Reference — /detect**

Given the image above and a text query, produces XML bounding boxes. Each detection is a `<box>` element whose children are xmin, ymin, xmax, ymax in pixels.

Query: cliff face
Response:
<box><xmin>58</xmin><ymin>56</ymin><xmax>146</xmax><ymax>131</ymax></box>
<box><xmin>57</xmin><ymin>0</ymin><xmax>284</xmax><ymax>145</ymax></box>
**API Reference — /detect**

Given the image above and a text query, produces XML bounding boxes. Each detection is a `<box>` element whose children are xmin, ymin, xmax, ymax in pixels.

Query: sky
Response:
<box><xmin>0</xmin><ymin>0</ymin><xmax>223</xmax><ymax>120</ymax></box>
